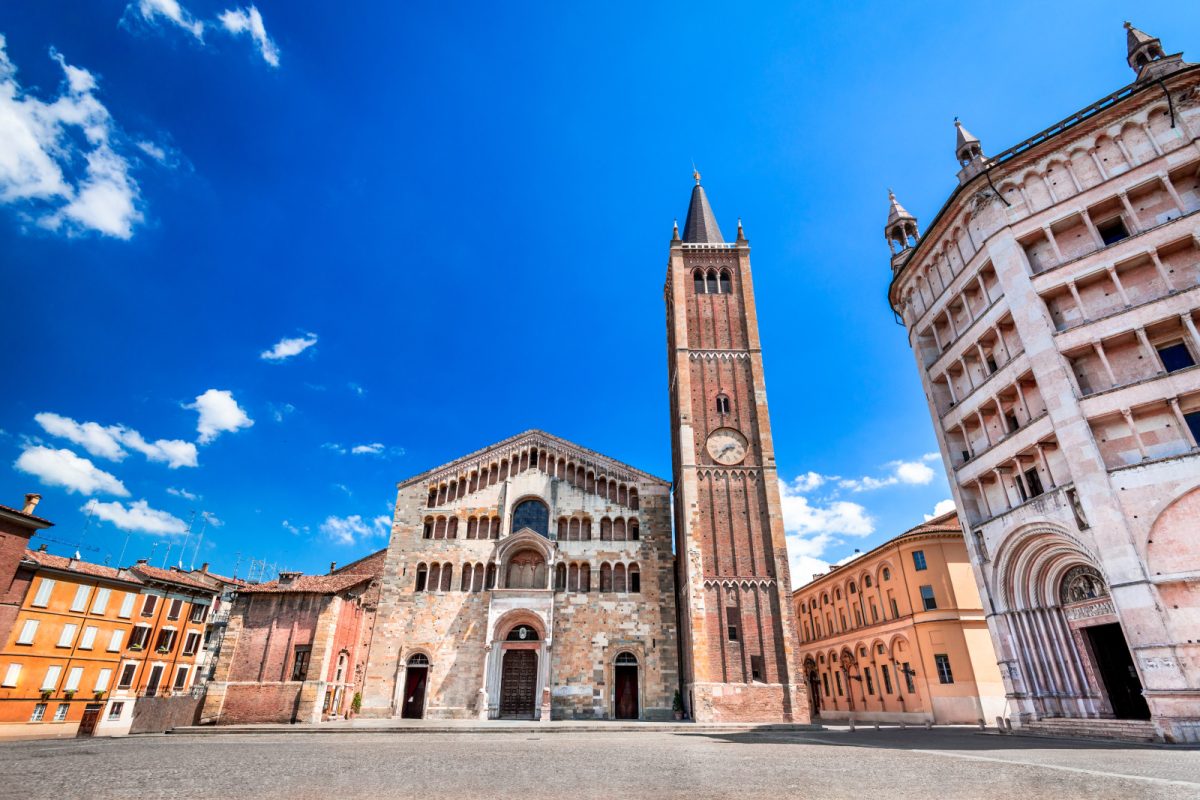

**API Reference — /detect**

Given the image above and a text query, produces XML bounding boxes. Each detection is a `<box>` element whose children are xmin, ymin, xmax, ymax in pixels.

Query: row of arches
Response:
<box><xmin>796</xmin><ymin>562</ymin><xmax>900</xmax><ymax>644</ymax></box>
<box><xmin>411</xmin><ymin>559</ymin><xmax>642</xmax><ymax>593</ymax></box>
<box><xmin>427</xmin><ymin>445</ymin><xmax>641</xmax><ymax>510</ymax></box>
<box><xmin>556</xmin><ymin>515</ymin><xmax>639</xmax><ymax>541</ymax></box>
<box><xmin>804</xmin><ymin>634</ymin><xmax>922</xmax><ymax>715</ymax></box>
<box><xmin>693</xmin><ymin>268</ymin><xmax>733</xmax><ymax>294</ymax></box>
<box><xmin>422</xmin><ymin>515</ymin><xmax>502</xmax><ymax>540</ymax></box>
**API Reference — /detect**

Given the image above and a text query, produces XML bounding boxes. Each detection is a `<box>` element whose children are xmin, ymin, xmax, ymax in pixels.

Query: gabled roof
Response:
<box><xmin>239</xmin><ymin>571</ymin><xmax>374</xmax><ymax>595</ymax></box>
<box><xmin>682</xmin><ymin>180</ymin><xmax>724</xmax><ymax>244</ymax></box>
<box><xmin>129</xmin><ymin>563</ymin><xmax>217</xmax><ymax>593</ymax></box>
<box><xmin>399</xmin><ymin>429</ymin><xmax>668</xmax><ymax>488</ymax></box>
<box><xmin>23</xmin><ymin>549</ymin><xmax>143</xmax><ymax>586</ymax></box>
<box><xmin>332</xmin><ymin>547</ymin><xmax>387</xmax><ymax>576</ymax></box>
<box><xmin>0</xmin><ymin>503</ymin><xmax>53</xmax><ymax>530</ymax></box>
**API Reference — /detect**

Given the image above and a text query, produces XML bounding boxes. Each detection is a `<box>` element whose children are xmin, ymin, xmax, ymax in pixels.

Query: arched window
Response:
<box><xmin>614</xmin><ymin>563</ymin><xmax>627</xmax><ymax>593</ymax></box>
<box><xmin>582</xmin><ymin>518</ymin><xmax>592</xmax><ymax>540</ymax></box>
<box><xmin>485</xmin><ymin>563</ymin><xmax>496</xmax><ymax>590</ymax></box>
<box><xmin>882</xmin><ymin>567</ymin><xmax>891</xmax><ymax>581</ymax></box>
<box><xmin>835</xmin><ymin>588</ymin><xmax>842</xmax><ymax>600</ymax></box>
<box><xmin>568</xmin><ymin>563</ymin><xmax>579</xmax><ymax>592</ymax></box>
<box><xmin>461</xmin><ymin>566</ymin><xmax>473</xmax><ymax>592</ymax></box>
<box><xmin>422</xmin><ymin>519</ymin><xmax>433</xmax><ymax>539</ymax></box>
<box><xmin>490</xmin><ymin>517</ymin><xmax>501</xmax><ymax>539</ymax></box>
<box><xmin>580</xmin><ymin>564</ymin><xmax>591</xmax><ymax>592</ymax></box>
<box><xmin>849</xmin><ymin>582</ymin><xmax>857</xmax><ymax>594</ymax></box>
<box><xmin>719</xmin><ymin>269</ymin><xmax>732</xmax><ymax>294</ymax></box>
<box><xmin>415</xmin><ymin>563</ymin><xmax>428</xmax><ymax>592</ymax></box>
<box><xmin>428</xmin><ymin>563</ymin><xmax>441</xmax><ymax>591</ymax></box>
<box><xmin>472</xmin><ymin>563</ymin><xmax>485</xmax><ymax>592</ymax></box>
<box><xmin>597</xmin><ymin>477</ymin><xmax>607</xmax><ymax>500</ymax></box>
<box><xmin>864</xmin><ymin>575</ymin><xmax>873</xmax><ymax>588</ymax></box>
<box><xmin>618</xmin><ymin>485</ymin><xmax>627</xmax><ymax>505</ymax></box>
<box><xmin>511</xmin><ymin>499</ymin><xmax>549</xmax><ymax>537</ymax></box>
<box><xmin>715</xmin><ymin>394</ymin><xmax>731</xmax><ymax>415</ymax></box>
<box><xmin>629</xmin><ymin>489</ymin><xmax>639</xmax><ymax>510</ymax></box>
<box><xmin>427</xmin><ymin>488</ymin><xmax>437</xmax><ymax>507</ymax></box>
<box><xmin>555</xmin><ymin>563</ymin><xmax>566</xmax><ymax>591</ymax></box>
<box><xmin>505</xmin><ymin>549</ymin><xmax>547</xmax><ymax>589</ymax></box>
<box><xmin>447</xmin><ymin>518</ymin><xmax>458</xmax><ymax>539</ymax></box>
<box><xmin>608</xmin><ymin>481</ymin><xmax>618</xmax><ymax>502</ymax></box>
<box><xmin>568</xmin><ymin>518</ymin><xmax>580</xmax><ymax>541</ymax></box>
<box><xmin>600</xmin><ymin>518</ymin><xmax>612</xmax><ymax>541</ymax></box>
<box><xmin>440</xmin><ymin>563</ymin><xmax>453</xmax><ymax>592</ymax></box>
<box><xmin>629</xmin><ymin>520</ymin><xmax>640</xmax><ymax>540</ymax></box>
<box><xmin>706</xmin><ymin>270</ymin><xmax>718</xmax><ymax>293</ymax></box>
<box><xmin>615</xmin><ymin>651</ymin><xmax>637</xmax><ymax>665</ymax></box>
<box><xmin>557</xmin><ymin>517</ymin><xmax>568</xmax><ymax>539</ymax></box>
<box><xmin>434</xmin><ymin>517</ymin><xmax>447</xmax><ymax>539</ymax></box>
<box><xmin>628</xmin><ymin>563</ymin><xmax>640</xmax><ymax>593</ymax></box>
<box><xmin>614</xmin><ymin>518</ymin><xmax>626</xmax><ymax>541</ymax></box>
<box><xmin>407</xmin><ymin>653</ymin><xmax>429</xmax><ymax>666</ymax></box>
<box><xmin>694</xmin><ymin>270</ymin><xmax>705</xmax><ymax>293</ymax></box>
<box><xmin>600</xmin><ymin>563</ymin><xmax>613</xmax><ymax>592</ymax></box>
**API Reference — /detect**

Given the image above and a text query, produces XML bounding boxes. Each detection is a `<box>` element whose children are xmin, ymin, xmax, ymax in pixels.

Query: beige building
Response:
<box><xmin>794</xmin><ymin>513</ymin><xmax>1004</xmax><ymax>725</ymax></box>
<box><xmin>357</xmin><ymin>430</ymin><xmax>679</xmax><ymax>721</ymax></box>
<box><xmin>886</xmin><ymin>24</ymin><xmax>1200</xmax><ymax>741</ymax></box>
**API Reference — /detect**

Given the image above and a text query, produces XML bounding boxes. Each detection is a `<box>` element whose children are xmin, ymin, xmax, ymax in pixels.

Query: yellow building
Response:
<box><xmin>793</xmin><ymin>512</ymin><xmax>1005</xmax><ymax>725</ymax></box>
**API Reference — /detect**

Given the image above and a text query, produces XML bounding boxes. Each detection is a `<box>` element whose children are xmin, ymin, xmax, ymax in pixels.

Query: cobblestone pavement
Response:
<box><xmin>1</xmin><ymin>726</ymin><xmax>1198</xmax><ymax>800</ymax></box>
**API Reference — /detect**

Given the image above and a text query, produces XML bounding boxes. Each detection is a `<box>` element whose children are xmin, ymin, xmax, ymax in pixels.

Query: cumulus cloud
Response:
<box><xmin>319</xmin><ymin>514</ymin><xmax>390</xmax><ymax>545</ymax></box>
<box><xmin>218</xmin><ymin>6</ymin><xmax>279</xmax><ymax>67</ymax></box>
<box><xmin>269</xmin><ymin>402</ymin><xmax>295</xmax><ymax>422</ymax></box>
<box><xmin>260</xmin><ymin>332</ymin><xmax>317</xmax><ymax>362</ymax></box>
<box><xmin>351</xmin><ymin>443</ymin><xmax>384</xmax><ymax>455</ymax></box>
<box><xmin>34</xmin><ymin>412</ymin><xmax>197</xmax><ymax>468</ymax></box>
<box><xmin>281</xmin><ymin>519</ymin><xmax>307</xmax><ymax>536</ymax></box>
<box><xmin>924</xmin><ymin>498</ymin><xmax>957</xmax><ymax>521</ymax></box>
<box><xmin>166</xmin><ymin>487</ymin><xmax>198</xmax><ymax>501</ymax></box>
<box><xmin>185</xmin><ymin>389</ymin><xmax>253</xmax><ymax>444</ymax></box>
<box><xmin>84</xmin><ymin>498</ymin><xmax>187</xmax><ymax>535</ymax></box>
<box><xmin>127</xmin><ymin>0</ymin><xmax>205</xmax><ymax>38</ymax></box>
<box><xmin>838</xmin><ymin>453</ymin><xmax>940</xmax><ymax>493</ymax></box>
<box><xmin>0</xmin><ymin>36</ymin><xmax>143</xmax><ymax>239</ymax></box>
<box><xmin>15</xmin><ymin>446</ymin><xmax>128</xmax><ymax>496</ymax></box>
<box><xmin>779</xmin><ymin>477</ymin><xmax>874</xmax><ymax>589</ymax></box>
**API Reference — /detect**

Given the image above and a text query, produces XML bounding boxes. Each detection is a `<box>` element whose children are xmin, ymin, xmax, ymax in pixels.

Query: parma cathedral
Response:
<box><xmin>202</xmin><ymin>177</ymin><xmax>809</xmax><ymax>725</ymax></box>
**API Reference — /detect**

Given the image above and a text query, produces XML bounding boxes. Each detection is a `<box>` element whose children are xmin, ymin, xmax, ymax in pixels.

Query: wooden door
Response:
<box><xmin>401</xmin><ymin>667</ymin><xmax>427</xmax><ymax>719</ymax></box>
<box><xmin>499</xmin><ymin>649</ymin><xmax>537</xmax><ymax>718</ymax></box>
<box><xmin>76</xmin><ymin>704</ymin><xmax>102</xmax><ymax>737</ymax></box>
<box><xmin>615</xmin><ymin>666</ymin><xmax>638</xmax><ymax>719</ymax></box>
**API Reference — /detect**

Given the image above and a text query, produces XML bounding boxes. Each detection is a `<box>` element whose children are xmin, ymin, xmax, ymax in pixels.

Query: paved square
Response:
<box><xmin>1</xmin><ymin>727</ymin><xmax>1197</xmax><ymax>800</ymax></box>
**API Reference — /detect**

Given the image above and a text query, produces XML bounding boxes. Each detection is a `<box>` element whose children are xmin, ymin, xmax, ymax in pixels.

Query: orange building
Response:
<box><xmin>793</xmin><ymin>512</ymin><xmax>1005</xmax><ymax>725</ymax></box>
<box><xmin>0</xmin><ymin>551</ymin><xmax>219</xmax><ymax>739</ymax></box>
<box><xmin>0</xmin><ymin>550</ymin><xmax>146</xmax><ymax>738</ymax></box>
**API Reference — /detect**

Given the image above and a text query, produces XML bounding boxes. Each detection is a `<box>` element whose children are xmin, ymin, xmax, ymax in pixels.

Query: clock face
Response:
<box><xmin>706</xmin><ymin>427</ymin><xmax>749</xmax><ymax>465</ymax></box>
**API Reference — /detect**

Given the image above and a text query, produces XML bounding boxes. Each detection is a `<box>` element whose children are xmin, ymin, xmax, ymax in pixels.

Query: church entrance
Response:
<box><xmin>401</xmin><ymin>654</ymin><xmax>429</xmax><ymax>719</ymax></box>
<box><xmin>499</xmin><ymin>649</ymin><xmax>538</xmax><ymax>719</ymax></box>
<box><xmin>1085</xmin><ymin>623</ymin><xmax>1150</xmax><ymax>720</ymax></box>
<box><xmin>614</xmin><ymin>652</ymin><xmax>639</xmax><ymax>719</ymax></box>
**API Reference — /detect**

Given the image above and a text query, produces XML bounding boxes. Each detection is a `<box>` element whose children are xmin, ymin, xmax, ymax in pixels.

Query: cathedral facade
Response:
<box><xmin>357</xmin><ymin>431</ymin><xmax>680</xmax><ymax>720</ymax></box>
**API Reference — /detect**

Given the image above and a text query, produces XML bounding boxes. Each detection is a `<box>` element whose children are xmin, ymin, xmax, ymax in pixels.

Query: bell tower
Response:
<box><xmin>665</xmin><ymin>173</ymin><xmax>809</xmax><ymax>722</ymax></box>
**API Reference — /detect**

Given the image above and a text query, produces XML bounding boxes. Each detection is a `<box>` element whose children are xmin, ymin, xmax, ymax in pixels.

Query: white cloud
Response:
<box><xmin>0</xmin><ymin>36</ymin><xmax>143</xmax><ymax>239</ymax></box>
<box><xmin>15</xmin><ymin>446</ymin><xmax>128</xmax><ymax>496</ymax></box>
<box><xmin>348</xmin><ymin>382</ymin><xmax>364</xmax><ymax>396</ymax></box>
<box><xmin>185</xmin><ymin>389</ymin><xmax>253</xmax><ymax>444</ymax></box>
<box><xmin>319</xmin><ymin>514</ymin><xmax>389</xmax><ymax>545</ymax></box>
<box><xmin>281</xmin><ymin>519</ymin><xmax>307</xmax><ymax>536</ymax></box>
<box><xmin>322</xmin><ymin>442</ymin><xmax>347</xmax><ymax>455</ymax></box>
<box><xmin>34</xmin><ymin>412</ymin><xmax>197</xmax><ymax>468</ymax></box>
<box><xmin>136</xmin><ymin>140</ymin><xmax>167</xmax><ymax>162</ymax></box>
<box><xmin>200</xmin><ymin>510</ymin><xmax>223</xmax><ymax>527</ymax></box>
<box><xmin>84</xmin><ymin>498</ymin><xmax>187</xmax><ymax>535</ymax></box>
<box><xmin>351</xmin><ymin>443</ymin><xmax>384</xmax><ymax>455</ymax></box>
<box><xmin>838</xmin><ymin>456</ymin><xmax>939</xmax><ymax>493</ymax></box>
<box><xmin>166</xmin><ymin>487</ymin><xmax>198</xmax><ymax>501</ymax></box>
<box><xmin>924</xmin><ymin>499</ymin><xmax>957</xmax><ymax>521</ymax></box>
<box><xmin>218</xmin><ymin>6</ymin><xmax>279</xmax><ymax>67</ymax></box>
<box><xmin>785</xmin><ymin>471</ymin><xmax>827</xmax><ymax>493</ymax></box>
<box><xmin>260</xmin><ymin>332</ymin><xmax>317</xmax><ymax>362</ymax></box>
<box><xmin>127</xmin><ymin>0</ymin><xmax>205</xmax><ymax>39</ymax></box>
<box><xmin>779</xmin><ymin>477</ymin><xmax>874</xmax><ymax>589</ymax></box>
<box><xmin>269</xmin><ymin>402</ymin><xmax>295</xmax><ymax>422</ymax></box>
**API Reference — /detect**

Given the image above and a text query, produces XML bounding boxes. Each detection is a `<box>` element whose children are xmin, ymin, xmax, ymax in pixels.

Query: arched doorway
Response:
<box><xmin>614</xmin><ymin>652</ymin><xmax>639</xmax><ymax>720</ymax></box>
<box><xmin>401</xmin><ymin>654</ymin><xmax>429</xmax><ymax>719</ymax></box>
<box><xmin>499</xmin><ymin>625</ymin><xmax>540</xmax><ymax>719</ymax></box>
<box><xmin>804</xmin><ymin>658</ymin><xmax>822</xmax><ymax>718</ymax></box>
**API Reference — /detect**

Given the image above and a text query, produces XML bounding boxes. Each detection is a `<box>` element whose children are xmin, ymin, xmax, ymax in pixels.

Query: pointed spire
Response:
<box><xmin>736</xmin><ymin>218</ymin><xmax>746</xmax><ymax>244</ymax></box>
<box><xmin>955</xmin><ymin>118</ymin><xmax>982</xmax><ymax>161</ymax></box>
<box><xmin>886</xmin><ymin>189</ymin><xmax>915</xmax><ymax>229</ymax></box>
<box><xmin>885</xmin><ymin>189</ymin><xmax>919</xmax><ymax>260</ymax></box>
<box><xmin>682</xmin><ymin>171</ymin><xmax>724</xmax><ymax>244</ymax></box>
<box><xmin>1123</xmin><ymin>21</ymin><xmax>1185</xmax><ymax>80</ymax></box>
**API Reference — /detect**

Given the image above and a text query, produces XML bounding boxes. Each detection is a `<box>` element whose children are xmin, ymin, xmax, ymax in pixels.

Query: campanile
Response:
<box><xmin>665</xmin><ymin>173</ymin><xmax>809</xmax><ymax>722</ymax></box>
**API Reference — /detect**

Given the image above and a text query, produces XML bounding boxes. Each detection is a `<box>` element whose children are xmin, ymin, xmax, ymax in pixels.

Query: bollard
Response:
<box><xmin>924</xmin><ymin>721</ymin><xmax>932</xmax><ymax>730</ymax></box>
<box><xmin>874</xmin><ymin>722</ymin><xmax>880</xmax><ymax>730</ymax></box>
<box><xmin>899</xmin><ymin>721</ymin><xmax>906</xmax><ymax>730</ymax></box>
<box><xmin>848</xmin><ymin>719</ymin><xmax>855</xmax><ymax>732</ymax></box>
<box><xmin>977</xmin><ymin>718</ymin><xmax>986</xmax><ymax>730</ymax></box>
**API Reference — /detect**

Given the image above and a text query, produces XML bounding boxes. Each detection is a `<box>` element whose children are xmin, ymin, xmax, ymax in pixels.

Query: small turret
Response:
<box><xmin>954</xmin><ymin>118</ymin><xmax>988</xmax><ymax>185</ymax></box>
<box><xmin>885</xmin><ymin>190</ymin><xmax>919</xmax><ymax>272</ymax></box>
<box><xmin>1124</xmin><ymin>21</ymin><xmax>1189</xmax><ymax>83</ymax></box>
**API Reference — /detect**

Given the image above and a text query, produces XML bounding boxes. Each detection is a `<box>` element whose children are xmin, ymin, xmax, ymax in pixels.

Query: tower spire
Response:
<box><xmin>681</xmin><ymin>171</ymin><xmax>724</xmax><ymax>244</ymax></box>
<box><xmin>1124</xmin><ymin>21</ymin><xmax>1189</xmax><ymax>82</ymax></box>
<box><xmin>885</xmin><ymin>189</ymin><xmax>919</xmax><ymax>271</ymax></box>
<box><xmin>954</xmin><ymin>118</ymin><xmax>988</xmax><ymax>184</ymax></box>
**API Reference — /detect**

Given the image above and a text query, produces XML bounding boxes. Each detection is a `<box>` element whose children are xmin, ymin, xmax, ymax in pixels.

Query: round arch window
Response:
<box><xmin>615</xmin><ymin>652</ymin><xmax>638</xmax><ymax>665</ymax></box>
<box><xmin>506</xmin><ymin>624</ymin><xmax>540</xmax><ymax>641</ymax></box>
<box><xmin>511</xmin><ymin>498</ymin><xmax>550</xmax><ymax>538</ymax></box>
<box><xmin>407</xmin><ymin>653</ymin><xmax>429</xmax><ymax>666</ymax></box>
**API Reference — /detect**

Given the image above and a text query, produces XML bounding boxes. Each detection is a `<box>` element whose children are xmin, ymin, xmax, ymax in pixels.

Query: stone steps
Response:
<box><xmin>1018</xmin><ymin>717</ymin><xmax>1159</xmax><ymax>743</ymax></box>
<box><xmin>168</xmin><ymin>721</ymin><xmax>824</xmax><ymax>736</ymax></box>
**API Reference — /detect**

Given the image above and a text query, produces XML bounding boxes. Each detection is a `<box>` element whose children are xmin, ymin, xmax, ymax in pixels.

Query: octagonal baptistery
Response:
<box><xmin>357</xmin><ymin>430</ymin><xmax>679</xmax><ymax>721</ymax></box>
<box><xmin>887</xmin><ymin>24</ymin><xmax>1200</xmax><ymax>742</ymax></box>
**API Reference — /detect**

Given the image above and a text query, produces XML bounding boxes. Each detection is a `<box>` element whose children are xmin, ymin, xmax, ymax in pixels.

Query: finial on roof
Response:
<box><xmin>736</xmin><ymin>218</ymin><xmax>746</xmax><ymax>243</ymax></box>
<box><xmin>672</xmin><ymin>218</ymin><xmax>680</xmax><ymax>242</ymax></box>
<box><xmin>885</xmin><ymin>189</ymin><xmax>919</xmax><ymax>258</ymax></box>
<box><xmin>681</xmin><ymin>176</ymin><xmax>724</xmax><ymax>243</ymax></box>
<box><xmin>693</xmin><ymin>169</ymin><xmax>701</xmax><ymax>185</ymax></box>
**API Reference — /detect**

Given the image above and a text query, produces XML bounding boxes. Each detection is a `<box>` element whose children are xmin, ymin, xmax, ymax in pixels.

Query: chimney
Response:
<box><xmin>136</xmin><ymin>558</ymin><xmax>149</xmax><ymax>565</ymax></box>
<box><xmin>22</xmin><ymin>493</ymin><xmax>41</xmax><ymax>515</ymax></box>
<box><xmin>329</xmin><ymin>562</ymin><xmax>337</xmax><ymax>574</ymax></box>
<box><xmin>200</xmin><ymin>562</ymin><xmax>209</xmax><ymax>574</ymax></box>
<box><xmin>38</xmin><ymin>543</ymin><xmax>48</xmax><ymax>553</ymax></box>
<box><xmin>278</xmin><ymin>571</ymin><xmax>302</xmax><ymax>584</ymax></box>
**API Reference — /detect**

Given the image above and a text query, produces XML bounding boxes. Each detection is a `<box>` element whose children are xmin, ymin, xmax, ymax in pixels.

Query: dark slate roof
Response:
<box><xmin>682</xmin><ymin>183</ymin><xmax>724</xmax><ymax>244</ymax></box>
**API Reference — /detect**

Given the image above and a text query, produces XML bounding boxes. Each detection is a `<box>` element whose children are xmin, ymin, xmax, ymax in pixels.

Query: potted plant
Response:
<box><xmin>94</xmin><ymin>690</ymin><xmax>107</xmax><ymax>700</ymax></box>
<box><xmin>62</xmin><ymin>690</ymin><xmax>75</xmax><ymax>700</ymax></box>
<box><xmin>156</xmin><ymin>646</ymin><xmax>170</xmax><ymax>654</ymax></box>
<box><xmin>40</xmin><ymin>689</ymin><xmax>52</xmax><ymax>701</ymax></box>
<box><xmin>129</xmin><ymin>643</ymin><xmax>144</xmax><ymax>652</ymax></box>
<box><xmin>672</xmin><ymin>689</ymin><xmax>684</xmax><ymax>721</ymax></box>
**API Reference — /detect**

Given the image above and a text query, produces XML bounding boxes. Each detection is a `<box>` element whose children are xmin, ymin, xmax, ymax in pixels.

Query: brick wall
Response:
<box><xmin>218</xmin><ymin>684</ymin><xmax>303</xmax><ymax>724</ymax></box>
<box><xmin>130</xmin><ymin>694</ymin><xmax>204</xmax><ymax>733</ymax></box>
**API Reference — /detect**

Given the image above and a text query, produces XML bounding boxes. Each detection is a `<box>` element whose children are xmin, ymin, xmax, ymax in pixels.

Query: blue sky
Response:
<box><xmin>2</xmin><ymin>1</ymin><xmax>1196</xmax><ymax>585</ymax></box>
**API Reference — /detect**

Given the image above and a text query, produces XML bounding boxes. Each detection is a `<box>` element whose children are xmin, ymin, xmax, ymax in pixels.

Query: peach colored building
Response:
<box><xmin>886</xmin><ymin>24</ymin><xmax>1200</xmax><ymax>741</ymax></box>
<box><xmin>794</xmin><ymin>513</ymin><xmax>1004</xmax><ymax>725</ymax></box>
